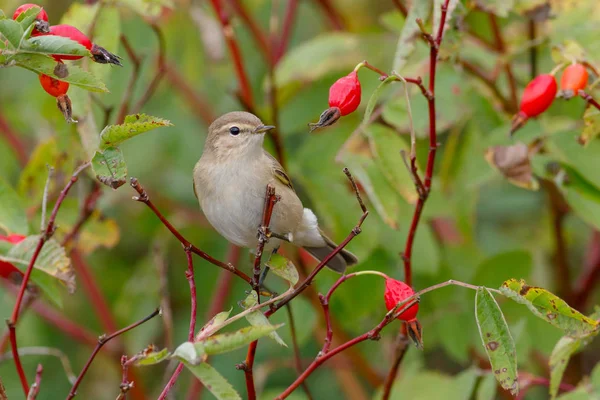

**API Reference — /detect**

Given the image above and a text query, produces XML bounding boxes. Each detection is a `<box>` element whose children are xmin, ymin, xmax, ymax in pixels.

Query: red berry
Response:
<box><xmin>328</xmin><ymin>71</ymin><xmax>361</xmax><ymax>116</ymax></box>
<box><xmin>519</xmin><ymin>74</ymin><xmax>557</xmax><ymax>118</ymax></box>
<box><xmin>39</xmin><ymin>74</ymin><xmax>69</xmax><ymax>97</ymax></box>
<box><xmin>13</xmin><ymin>3</ymin><xmax>48</xmax><ymax>22</ymax></box>
<box><xmin>560</xmin><ymin>64</ymin><xmax>588</xmax><ymax>96</ymax></box>
<box><xmin>46</xmin><ymin>25</ymin><xmax>92</xmax><ymax>60</ymax></box>
<box><xmin>0</xmin><ymin>234</ymin><xmax>26</xmax><ymax>281</ymax></box>
<box><xmin>384</xmin><ymin>278</ymin><xmax>419</xmax><ymax>321</ymax></box>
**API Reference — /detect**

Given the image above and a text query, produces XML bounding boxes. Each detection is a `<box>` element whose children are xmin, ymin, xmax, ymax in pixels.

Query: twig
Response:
<box><xmin>489</xmin><ymin>14</ymin><xmax>518</xmax><ymax>110</ymax></box>
<box><xmin>457</xmin><ymin>58</ymin><xmax>514</xmax><ymax>113</ymax></box>
<box><xmin>185</xmin><ymin>245</ymin><xmax>241</xmax><ymax>400</ymax></box>
<box><xmin>313</xmin><ymin>0</ymin><xmax>345</xmax><ymax>30</ymax></box>
<box><xmin>579</xmin><ymin>90</ymin><xmax>600</xmax><ymax>111</ymax></box>
<box><xmin>277</xmin><ymin>279</ymin><xmax>486</xmax><ymax>398</ymax></box>
<box><xmin>391</xmin><ymin>0</ymin><xmax>408</xmax><ymax>16</ymax></box>
<box><xmin>0</xmin><ymin>111</ymin><xmax>28</xmax><ymax>166</ymax></box>
<box><xmin>275</xmin><ymin>0</ymin><xmax>299</xmax><ymax>63</ymax></box>
<box><xmin>386</xmin><ymin>1</ymin><xmax>451</xmax><ymax>395</ymax></box>
<box><xmin>528</xmin><ymin>19</ymin><xmax>537</xmax><ymax>79</ymax></box>
<box><xmin>242</xmin><ymin>168</ymin><xmax>368</xmax><ymax>399</ymax></box>
<box><xmin>154</xmin><ymin>243</ymin><xmax>174</xmax><ymax>350</ymax></box>
<box><xmin>207</xmin><ymin>0</ymin><xmax>255</xmax><ymax>107</ymax></box>
<box><xmin>66</xmin><ymin>308</ymin><xmax>161</xmax><ymax>400</ymax></box>
<box><xmin>7</xmin><ymin>162</ymin><xmax>90</xmax><ymax>396</ymax></box>
<box><xmin>26</xmin><ymin>364</ymin><xmax>43</xmax><ymax>400</ymax></box>
<box><xmin>116</xmin><ymin>35</ymin><xmax>143</xmax><ymax>124</ymax></box>
<box><xmin>62</xmin><ymin>181</ymin><xmax>102</xmax><ymax>249</ymax></box>
<box><xmin>130</xmin><ymin>177</ymin><xmax>252</xmax><ymax>283</ymax></box>
<box><xmin>252</xmin><ymin>185</ymin><xmax>279</xmax><ymax>292</ymax></box>
<box><xmin>40</xmin><ymin>166</ymin><xmax>54</xmax><ymax>231</ymax></box>
<box><xmin>157</xmin><ymin>248</ymin><xmax>197</xmax><ymax>399</ymax></box>
<box><xmin>574</xmin><ymin>231</ymin><xmax>600</xmax><ymax>308</ymax></box>
<box><xmin>515</xmin><ymin>374</ymin><xmax>575</xmax><ymax>400</ymax></box>
<box><xmin>131</xmin><ymin>24</ymin><xmax>166</xmax><ymax>114</ymax></box>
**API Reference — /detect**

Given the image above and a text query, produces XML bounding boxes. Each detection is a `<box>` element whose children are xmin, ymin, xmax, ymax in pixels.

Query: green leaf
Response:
<box><xmin>365</xmin><ymin>123</ymin><xmax>418</xmax><ymax>204</ymax></box>
<box><xmin>0</xmin><ymin>177</ymin><xmax>29</xmax><ymax>235</ymax></box>
<box><xmin>91</xmin><ymin>147</ymin><xmax>128</xmax><ymax>189</ymax></box>
<box><xmin>12</xmin><ymin>53</ymin><xmax>108</xmax><ymax>92</ymax></box>
<box><xmin>474</xmin><ymin>251</ymin><xmax>533</xmax><ymax>289</ymax></box>
<box><xmin>393</xmin><ymin>0</ymin><xmax>432</xmax><ymax>71</ymax></box>
<box><xmin>274</xmin><ymin>33</ymin><xmax>394</xmax><ymax>89</ymax></box>
<box><xmin>24</xmin><ymin>35</ymin><xmax>90</xmax><ymax>57</ymax></box>
<box><xmin>475</xmin><ymin>287</ymin><xmax>519</xmax><ymax>396</ymax></box>
<box><xmin>500</xmin><ymin>279</ymin><xmax>600</xmax><ymax>337</ymax></box>
<box><xmin>558</xmin><ymin>165</ymin><xmax>600</xmax><ymax>231</ymax></box>
<box><xmin>17</xmin><ymin>138</ymin><xmax>59</xmax><ymax>208</ymax></box>
<box><xmin>549</xmin><ymin>131</ymin><xmax>600</xmax><ymax>190</ymax></box>
<box><xmin>579</xmin><ymin>106</ymin><xmax>600</xmax><ymax>146</ymax></box>
<box><xmin>241</xmin><ymin>292</ymin><xmax>287</xmax><ymax>347</ymax></box>
<box><xmin>176</xmin><ymin>324</ymin><xmax>283</xmax><ymax>362</ymax></box>
<box><xmin>0</xmin><ymin>18</ymin><xmax>24</xmax><ymax>48</ymax></box>
<box><xmin>549</xmin><ymin>336</ymin><xmax>584</xmax><ymax>399</ymax></box>
<box><xmin>476</xmin><ymin>373</ymin><xmax>498</xmax><ymax>400</ymax></box>
<box><xmin>265</xmin><ymin>253</ymin><xmax>299</xmax><ymax>285</ymax></box>
<box><xmin>99</xmin><ymin>114</ymin><xmax>172</xmax><ymax>150</ymax></box>
<box><xmin>178</xmin><ymin>362</ymin><xmax>241</xmax><ymax>400</ymax></box>
<box><xmin>362</xmin><ymin>76</ymin><xmax>396</xmax><ymax>126</ymax></box>
<box><xmin>197</xmin><ymin>308</ymin><xmax>233</xmax><ymax>339</ymax></box>
<box><xmin>15</xmin><ymin>5</ymin><xmax>43</xmax><ymax>31</ymax></box>
<box><xmin>135</xmin><ymin>348</ymin><xmax>170</xmax><ymax>366</ymax></box>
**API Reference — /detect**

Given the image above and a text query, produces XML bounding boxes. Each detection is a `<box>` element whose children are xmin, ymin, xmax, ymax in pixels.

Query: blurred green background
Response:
<box><xmin>1</xmin><ymin>0</ymin><xmax>599</xmax><ymax>399</ymax></box>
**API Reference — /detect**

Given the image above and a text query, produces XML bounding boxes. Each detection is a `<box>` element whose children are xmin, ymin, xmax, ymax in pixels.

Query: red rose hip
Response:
<box><xmin>39</xmin><ymin>74</ymin><xmax>69</xmax><ymax>97</ymax></box>
<box><xmin>560</xmin><ymin>64</ymin><xmax>588</xmax><ymax>98</ymax></box>
<box><xmin>329</xmin><ymin>71</ymin><xmax>362</xmax><ymax>116</ymax></box>
<box><xmin>519</xmin><ymin>74</ymin><xmax>557</xmax><ymax>118</ymax></box>
<box><xmin>384</xmin><ymin>278</ymin><xmax>419</xmax><ymax>321</ymax></box>
<box><xmin>13</xmin><ymin>3</ymin><xmax>48</xmax><ymax>22</ymax></box>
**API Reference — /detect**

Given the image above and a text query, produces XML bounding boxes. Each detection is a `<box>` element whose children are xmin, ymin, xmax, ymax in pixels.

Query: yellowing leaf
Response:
<box><xmin>99</xmin><ymin>114</ymin><xmax>172</xmax><ymax>150</ymax></box>
<box><xmin>500</xmin><ymin>279</ymin><xmax>599</xmax><ymax>337</ymax></box>
<box><xmin>579</xmin><ymin>106</ymin><xmax>600</xmax><ymax>146</ymax></box>
<box><xmin>92</xmin><ymin>147</ymin><xmax>127</xmax><ymax>189</ymax></box>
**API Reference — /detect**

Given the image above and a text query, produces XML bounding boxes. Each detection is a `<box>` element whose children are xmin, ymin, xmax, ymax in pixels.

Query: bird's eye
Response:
<box><xmin>229</xmin><ymin>126</ymin><xmax>240</xmax><ymax>136</ymax></box>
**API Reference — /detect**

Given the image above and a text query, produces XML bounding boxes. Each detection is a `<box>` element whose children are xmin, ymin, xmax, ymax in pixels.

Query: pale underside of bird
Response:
<box><xmin>193</xmin><ymin>111</ymin><xmax>357</xmax><ymax>273</ymax></box>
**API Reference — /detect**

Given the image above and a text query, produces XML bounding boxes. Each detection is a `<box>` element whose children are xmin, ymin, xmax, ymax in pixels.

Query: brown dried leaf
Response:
<box><xmin>485</xmin><ymin>143</ymin><xmax>539</xmax><ymax>190</ymax></box>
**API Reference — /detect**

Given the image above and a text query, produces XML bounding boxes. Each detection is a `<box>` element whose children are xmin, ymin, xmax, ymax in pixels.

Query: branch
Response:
<box><xmin>66</xmin><ymin>308</ymin><xmax>161</xmax><ymax>400</ymax></box>
<box><xmin>131</xmin><ymin>24</ymin><xmax>167</xmax><ymax>114</ymax></box>
<box><xmin>0</xmin><ymin>111</ymin><xmax>27</xmax><ymax>166</ymax></box>
<box><xmin>61</xmin><ymin>181</ymin><xmax>102</xmax><ymax>249</ymax></box>
<box><xmin>275</xmin><ymin>0</ymin><xmax>299</xmax><ymax>63</ymax></box>
<box><xmin>574</xmin><ymin>230</ymin><xmax>600</xmax><ymax>308</ymax></box>
<box><xmin>207</xmin><ymin>0</ymin><xmax>255</xmax><ymax>107</ymax></box>
<box><xmin>158</xmin><ymin>248</ymin><xmax>196</xmax><ymax>399</ymax></box>
<box><xmin>285</xmin><ymin>304</ymin><xmax>314</xmax><ymax>399</ymax></box>
<box><xmin>313</xmin><ymin>0</ymin><xmax>345</xmax><ymax>30</ymax></box>
<box><xmin>488</xmin><ymin>14</ymin><xmax>518</xmax><ymax>111</ymax></box>
<box><xmin>130</xmin><ymin>178</ymin><xmax>252</xmax><ymax>284</ymax></box>
<box><xmin>227</xmin><ymin>0</ymin><xmax>270</xmax><ymax>61</ymax></box>
<box><xmin>242</xmin><ymin>168</ymin><xmax>368</xmax><ymax>399</ymax></box>
<box><xmin>26</xmin><ymin>364</ymin><xmax>43</xmax><ymax>400</ymax></box>
<box><xmin>252</xmin><ymin>185</ymin><xmax>280</xmax><ymax>291</ymax></box>
<box><xmin>116</xmin><ymin>34</ymin><xmax>143</xmax><ymax>124</ymax></box>
<box><xmin>457</xmin><ymin>58</ymin><xmax>514</xmax><ymax>113</ymax></box>
<box><xmin>7</xmin><ymin>162</ymin><xmax>90</xmax><ymax>396</ymax></box>
<box><xmin>579</xmin><ymin>90</ymin><xmax>600</xmax><ymax>111</ymax></box>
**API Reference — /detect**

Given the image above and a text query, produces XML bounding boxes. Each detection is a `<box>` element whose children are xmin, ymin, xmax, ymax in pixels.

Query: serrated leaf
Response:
<box><xmin>196</xmin><ymin>308</ymin><xmax>233</xmax><ymax>340</ymax></box>
<box><xmin>393</xmin><ymin>0</ymin><xmax>432</xmax><ymax>71</ymax></box>
<box><xmin>15</xmin><ymin>5</ymin><xmax>42</xmax><ymax>31</ymax></box>
<box><xmin>99</xmin><ymin>114</ymin><xmax>172</xmax><ymax>150</ymax></box>
<box><xmin>185</xmin><ymin>324</ymin><xmax>283</xmax><ymax>361</ymax></box>
<box><xmin>172</xmin><ymin>342</ymin><xmax>201</xmax><ymax>364</ymax></box>
<box><xmin>242</xmin><ymin>292</ymin><xmax>287</xmax><ymax>347</ymax></box>
<box><xmin>500</xmin><ymin>279</ymin><xmax>600</xmax><ymax>337</ymax></box>
<box><xmin>475</xmin><ymin>287</ymin><xmax>518</xmax><ymax>396</ymax></box>
<box><xmin>580</xmin><ymin>106</ymin><xmax>600</xmax><ymax>145</ymax></box>
<box><xmin>92</xmin><ymin>147</ymin><xmax>127</xmax><ymax>189</ymax></box>
<box><xmin>0</xmin><ymin>177</ymin><xmax>29</xmax><ymax>235</ymax></box>
<box><xmin>135</xmin><ymin>348</ymin><xmax>170</xmax><ymax>366</ymax></box>
<box><xmin>24</xmin><ymin>35</ymin><xmax>89</xmax><ymax>57</ymax></box>
<box><xmin>0</xmin><ymin>18</ymin><xmax>24</xmax><ymax>48</ymax></box>
<box><xmin>12</xmin><ymin>53</ymin><xmax>107</xmax><ymax>92</ymax></box>
<box><xmin>433</xmin><ymin>0</ymin><xmax>460</xmax><ymax>38</ymax></box>
<box><xmin>266</xmin><ymin>253</ymin><xmax>298</xmax><ymax>285</ymax></box>
<box><xmin>178</xmin><ymin>362</ymin><xmax>241</xmax><ymax>400</ymax></box>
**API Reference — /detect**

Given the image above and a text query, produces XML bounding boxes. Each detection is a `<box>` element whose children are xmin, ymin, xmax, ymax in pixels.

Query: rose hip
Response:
<box><xmin>560</xmin><ymin>63</ymin><xmax>588</xmax><ymax>98</ymax></box>
<box><xmin>384</xmin><ymin>278</ymin><xmax>419</xmax><ymax>321</ymax></box>
<box><xmin>39</xmin><ymin>74</ymin><xmax>69</xmax><ymax>97</ymax></box>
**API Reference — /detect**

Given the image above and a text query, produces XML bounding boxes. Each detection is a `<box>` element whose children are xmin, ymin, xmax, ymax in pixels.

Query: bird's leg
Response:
<box><xmin>268</xmin><ymin>231</ymin><xmax>293</xmax><ymax>243</ymax></box>
<box><xmin>259</xmin><ymin>245</ymin><xmax>280</xmax><ymax>287</ymax></box>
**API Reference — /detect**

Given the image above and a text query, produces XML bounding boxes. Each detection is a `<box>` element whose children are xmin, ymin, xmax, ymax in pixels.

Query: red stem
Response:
<box><xmin>488</xmin><ymin>14</ymin><xmax>518</xmax><ymax>110</ymax></box>
<box><xmin>227</xmin><ymin>0</ymin><xmax>270</xmax><ymax>61</ymax></box>
<box><xmin>313</xmin><ymin>0</ymin><xmax>345</xmax><ymax>30</ymax></box>
<box><xmin>28</xmin><ymin>363</ymin><xmax>43</xmax><ymax>399</ymax></box>
<box><xmin>157</xmin><ymin>248</ymin><xmax>197</xmax><ymax>399</ymax></box>
<box><xmin>574</xmin><ymin>230</ymin><xmax>600</xmax><ymax>308</ymax></box>
<box><xmin>579</xmin><ymin>91</ymin><xmax>600</xmax><ymax>110</ymax></box>
<box><xmin>67</xmin><ymin>308</ymin><xmax>161</xmax><ymax>400</ymax></box>
<box><xmin>8</xmin><ymin>163</ymin><xmax>89</xmax><ymax>396</ymax></box>
<box><xmin>0</xmin><ymin>112</ymin><xmax>27</xmax><ymax>166</ymax></box>
<box><xmin>207</xmin><ymin>0</ymin><xmax>255</xmax><ymax>107</ymax></box>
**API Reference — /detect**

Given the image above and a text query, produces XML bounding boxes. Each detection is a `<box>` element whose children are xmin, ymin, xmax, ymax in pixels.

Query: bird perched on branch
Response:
<box><xmin>193</xmin><ymin>111</ymin><xmax>357</xmax><ymax>273</ymax></box>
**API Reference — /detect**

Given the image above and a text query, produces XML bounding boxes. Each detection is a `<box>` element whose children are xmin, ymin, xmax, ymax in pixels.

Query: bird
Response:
<box><xmin>193</xmin><ymin>111</ymin><xmax>358</xmax><ymax>273</ymax></box>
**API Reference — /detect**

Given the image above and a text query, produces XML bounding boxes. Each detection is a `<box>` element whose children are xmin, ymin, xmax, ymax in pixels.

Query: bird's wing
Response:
<box><xmin>265</xmin><ymin>151</ymin><xmax>295</xmax><ymax>191</ymax></box>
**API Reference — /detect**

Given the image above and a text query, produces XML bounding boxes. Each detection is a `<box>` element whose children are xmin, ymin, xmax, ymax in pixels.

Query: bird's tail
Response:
<box><xmin>303</xmin><ymin>229</ymin><xmax>358</xmax><ymax>273</ymax></box>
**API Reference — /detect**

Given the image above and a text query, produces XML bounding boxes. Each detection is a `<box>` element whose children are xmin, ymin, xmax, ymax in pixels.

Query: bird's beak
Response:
<box><xmin>253</xmin><ymin>125</ymin><xmax>275</xmax><ymax>134</ymax></box>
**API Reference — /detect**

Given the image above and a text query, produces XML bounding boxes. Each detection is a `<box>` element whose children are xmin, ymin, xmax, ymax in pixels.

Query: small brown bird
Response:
<box><xmin>193</xmin><ymin>111</ymin><xmax>357</xmax><ymax>272</ymax></box>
